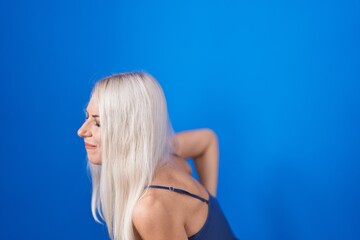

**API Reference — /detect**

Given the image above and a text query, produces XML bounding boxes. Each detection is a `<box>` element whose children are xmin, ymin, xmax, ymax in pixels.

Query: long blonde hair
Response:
<box><xmin>87</xmin><ymin>72</ymin><xmax>174</xmax><ymax>240</ymax></box>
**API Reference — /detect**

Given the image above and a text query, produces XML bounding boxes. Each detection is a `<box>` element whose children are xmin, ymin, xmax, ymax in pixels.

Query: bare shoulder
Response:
<box><xmin>133</xmin><ymin>193</ymin><xmax>188</xmax><ymax>240</ymax></box>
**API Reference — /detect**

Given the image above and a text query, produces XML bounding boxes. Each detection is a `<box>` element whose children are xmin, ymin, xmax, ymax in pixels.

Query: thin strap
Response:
<box><xmin>147</xmin><ymin>185</ymin><xmax>209</xmax><ymax>204</ymax></box>
<box><xmin>171</xmin><ymin>152</ymin><xmax>183</xmax><ymax>158</ymax></box>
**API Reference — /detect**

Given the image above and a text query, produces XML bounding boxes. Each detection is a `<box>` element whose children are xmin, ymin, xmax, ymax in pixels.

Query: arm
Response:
<box><xmin>174</xmin><ymin>129</ymin><xmax>219</xmax><ymax>196</ymax></box>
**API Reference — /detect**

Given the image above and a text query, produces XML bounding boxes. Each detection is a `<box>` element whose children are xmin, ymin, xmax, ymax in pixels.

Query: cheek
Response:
<box><xmin>94</xmin><ymin>130</ymin><xmax>101</xmax><ymax>146</ymax></box>
<box><xmin>89</xmin><ymin>128</ymin><xmax>101</xmax><ymax>165</ymax></box>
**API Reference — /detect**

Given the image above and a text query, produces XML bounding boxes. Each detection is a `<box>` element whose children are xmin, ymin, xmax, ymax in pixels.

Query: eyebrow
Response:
<box><xmin>85</xmin><ymin>110</ymin><xmax>100</xmax><ymax>118</ymax></box>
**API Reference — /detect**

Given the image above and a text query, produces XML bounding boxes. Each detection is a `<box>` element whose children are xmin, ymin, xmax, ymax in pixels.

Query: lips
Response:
<box><xmin>85</xmin><ymin>142</ymin><xmax>97</xmax><ymax>149</ymax></box>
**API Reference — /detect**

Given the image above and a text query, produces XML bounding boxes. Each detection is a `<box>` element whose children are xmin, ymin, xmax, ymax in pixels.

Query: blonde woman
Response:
<box><xmin>78</xmin><ymin>72</ymin><xmax>237</xmax><ymax>240</ymax></box>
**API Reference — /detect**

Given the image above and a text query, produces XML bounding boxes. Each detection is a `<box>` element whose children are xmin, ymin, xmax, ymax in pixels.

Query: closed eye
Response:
<box><xmin>85</xmin><ymin>109</ymin><xmax>100</xmax><ymax>127</ymax></box>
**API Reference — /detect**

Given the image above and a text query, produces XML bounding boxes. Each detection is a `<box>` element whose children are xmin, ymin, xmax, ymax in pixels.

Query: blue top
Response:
<box><xmin>147</xmin><ymin>185</ymin><xmax>237</xmax><ymax>240</ymax></box>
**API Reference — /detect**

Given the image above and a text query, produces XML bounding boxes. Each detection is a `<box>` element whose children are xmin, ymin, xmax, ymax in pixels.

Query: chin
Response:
<box><xmin>89</xmin><ymin>160</ymin><xmax>102</xmax><ymax>165</ymax></box>
<box><xmin>87</xmin><ymin>156</ymin><xmax>102</xmax><ymax>165</ymax></box>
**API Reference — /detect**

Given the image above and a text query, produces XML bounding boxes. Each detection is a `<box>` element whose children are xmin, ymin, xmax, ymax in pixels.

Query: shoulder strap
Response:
<box><xmin>171</xmin><ymin>152</ymin><xmax>183</xmax><ymax>158</ymax></box>
<box><xmin>147</xmin><ymin>185</ymin><xmax>209</xmax><ymax>204</ymax></box>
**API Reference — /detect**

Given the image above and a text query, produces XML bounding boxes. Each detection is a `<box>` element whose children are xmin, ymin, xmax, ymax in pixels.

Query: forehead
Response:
<box><xmin>86</xmin><ymin>96</ymin><xmax>99</xmax><ymax>113</ymax></box>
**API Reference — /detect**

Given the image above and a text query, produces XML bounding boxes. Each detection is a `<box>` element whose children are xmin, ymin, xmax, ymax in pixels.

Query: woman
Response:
<box><xmin>78</xmin><ymin>72</ymin><xmax>236</xmax><ymax>240</ymax></box>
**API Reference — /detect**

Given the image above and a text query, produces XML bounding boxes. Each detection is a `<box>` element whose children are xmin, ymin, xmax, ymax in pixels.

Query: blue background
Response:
<box><xmin>1</xmin><ymin>0</ymin><xmax>359</xmax><ymax>239</ymax></box>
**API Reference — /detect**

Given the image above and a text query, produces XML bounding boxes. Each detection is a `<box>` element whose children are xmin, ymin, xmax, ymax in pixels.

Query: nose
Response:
<box><xmin>77</xmin><ymin>120</ymin><xmax>92</xmax><ymax>138</ymax></box>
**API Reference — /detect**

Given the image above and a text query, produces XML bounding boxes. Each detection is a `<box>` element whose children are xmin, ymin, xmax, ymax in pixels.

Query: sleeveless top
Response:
<box><xmin>147</xmin><ymin>185</ymin><xmax>237</xmax><ymax>240</ymax></box>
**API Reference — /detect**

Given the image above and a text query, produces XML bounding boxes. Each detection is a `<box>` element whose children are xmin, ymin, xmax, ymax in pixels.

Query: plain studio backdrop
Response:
<box><xmin>0</xmin><ymin>0</ymin><xmax>359</xmax><ymax>239</ymax></box>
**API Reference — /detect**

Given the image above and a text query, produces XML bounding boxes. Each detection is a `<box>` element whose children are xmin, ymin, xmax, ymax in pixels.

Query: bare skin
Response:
<box><xmin>133</xmin><ymin>129</ymin><xmax>219</xmax><ymax>240</ymax></box>
<box><xmin>174</xmin><ymin>129</ymin><xmax>219</xmax><ymax>196</ymax></box>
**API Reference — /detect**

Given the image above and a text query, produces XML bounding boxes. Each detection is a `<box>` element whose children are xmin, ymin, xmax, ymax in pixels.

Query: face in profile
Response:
<box><xmin>77</xmin><ymin>96</ymin><xmax>102</xmax><ymax>165</ymax></box>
